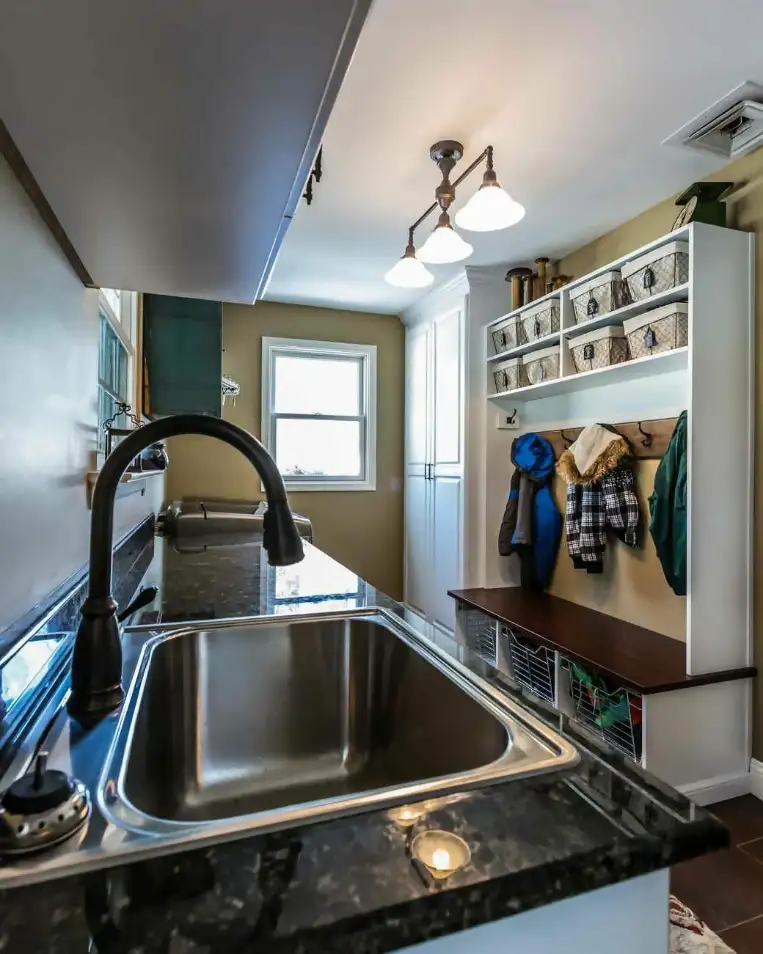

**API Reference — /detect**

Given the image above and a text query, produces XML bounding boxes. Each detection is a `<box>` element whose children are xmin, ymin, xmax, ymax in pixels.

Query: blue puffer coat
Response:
<box><xmin>498</xmin><ymin>433</ymin><xmax>562</xmax><ymax>589</ymax></box>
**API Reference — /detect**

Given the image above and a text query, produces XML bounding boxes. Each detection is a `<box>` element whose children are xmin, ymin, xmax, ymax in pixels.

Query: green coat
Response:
<box><xmin>649</xmin><ymin>411</ymin><xmax>687</xmax><ymax>596</ymax></box>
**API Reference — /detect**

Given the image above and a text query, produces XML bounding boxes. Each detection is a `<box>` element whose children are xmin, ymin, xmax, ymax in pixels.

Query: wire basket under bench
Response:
<box><xmin>562</xmin><ymin>658</ymin><xmax>643</xmax><ymax>762</ymax></box>
<box><xmin>454</xmin><ymin>605</ymin><xmax>503</xmax><ymax>669</ymax></box>
<box><xmin>503</xmin><ymin>626</ymin><xmax>556</xmax><ymax>704</ymax></box>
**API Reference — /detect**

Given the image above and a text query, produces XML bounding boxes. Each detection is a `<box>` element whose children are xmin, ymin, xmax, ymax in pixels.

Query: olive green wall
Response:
<box><xmin>555</xmin><ymin>149</ymin><xmax>763</xmax><ymax>755</ymax></box>
<box><xmin>165</xmin><ymin>300</ymin><xmax>405</xmax><ymax>600</ymax></box>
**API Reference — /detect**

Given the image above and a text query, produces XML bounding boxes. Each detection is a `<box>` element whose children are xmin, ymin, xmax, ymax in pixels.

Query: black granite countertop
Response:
<box><xmin>0</xmin><ymin>533</ymin><xmax>728</xmax><ymax>953</ymax></box>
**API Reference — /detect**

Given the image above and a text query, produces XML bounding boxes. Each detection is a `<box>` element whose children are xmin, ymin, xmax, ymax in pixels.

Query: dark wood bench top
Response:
<box><xmin>448</xmin><ymin>587</ymin><xmax>755</xmax><ymax>694</ymax></box>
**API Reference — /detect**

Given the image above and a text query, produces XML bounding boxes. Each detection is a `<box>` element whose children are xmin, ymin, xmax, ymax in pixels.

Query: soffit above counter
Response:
<box><xmin>0</xmin><ymin>0</ymin><xmax>371</xmax><ymax>302</ymax></box>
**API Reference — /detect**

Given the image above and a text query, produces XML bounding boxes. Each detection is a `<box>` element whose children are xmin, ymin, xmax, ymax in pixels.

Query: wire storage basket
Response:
<box><xmin>457</xmin><ymin>606</ymin><xmax>497</xmax><ymax>666</ymax></box>
<box><xmin>565</xmin><ymin>659</ymin><xmax>643</xmax><ymax>762</ymax></box>
<box><xmin>570</xmin><ymin>271</ymin><xmax>624</xmax><ymax>325</ymax></box>
<box><xmin>519</xmin><ymin>301</ymin><xmax>560</xmax><ymax>344</ymax></box>
<box><xmin>621</xmin><ymin>241</ymin><xmax>689</xmax><ymax>303</ymax></box>
<box><xmin>523</xmin><ymin>344</ymin><xmax>560</xmax><ymax>385</ymax></box>
<box><xmin>505</xmin><ymin>627</ymin><xmax>556</xmax><ymax>703</ymax></box>
<box><xmin>569</xmin><ymin>325</ymin><xmax>629</xmax><ymax>374</ymax></box>
<box><xmin>623</xmin><ymin>303</ymin><xmax>688</xmax><ymax>359</ymax></box>
<box><xmin>491</xmin><ymin>315</ymin><xmax>523</xmax><ymax>355</ymax></box>
<box><xmin>492</xmin><ymin>356</ymin><xmax>525</xmax><ymax>393</ymax></box>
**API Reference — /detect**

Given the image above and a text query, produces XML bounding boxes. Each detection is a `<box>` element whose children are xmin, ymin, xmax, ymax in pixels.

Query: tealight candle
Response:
<box><xmin>388</xmin><ymin>803</ymin><xmax>430</xmax><ymax>827</ymax></box>
<box><xmin>411</xmin><ymin>830</ymin><xmax>471</xmax><ymax>880</ymax></box>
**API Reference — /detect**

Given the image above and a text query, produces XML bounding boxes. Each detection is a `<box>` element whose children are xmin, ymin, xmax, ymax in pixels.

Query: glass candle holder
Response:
<box><xmin>410</xmin><ymin>830</ymin><xmax>471</xmax><ymax>879</ymax></box>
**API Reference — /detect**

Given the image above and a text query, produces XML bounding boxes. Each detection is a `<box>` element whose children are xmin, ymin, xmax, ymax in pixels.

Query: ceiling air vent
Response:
<box><xmin>664</xmin><ymin>81</ymin><xmax>763</xmax><ymax>160</ymax></box>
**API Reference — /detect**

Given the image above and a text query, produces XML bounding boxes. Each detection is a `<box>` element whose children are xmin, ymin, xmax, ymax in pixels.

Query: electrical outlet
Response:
<box><xmin>496</xmin><ymin>408</ymin><xmax>519</xmax><ymax>430</ymax></box>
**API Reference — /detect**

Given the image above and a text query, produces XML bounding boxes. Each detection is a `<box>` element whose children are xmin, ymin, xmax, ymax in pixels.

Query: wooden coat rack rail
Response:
<box><xmin>536</xmin><ymin>417</ymin><xmax>679</xmax><ymax>460</ymax></box>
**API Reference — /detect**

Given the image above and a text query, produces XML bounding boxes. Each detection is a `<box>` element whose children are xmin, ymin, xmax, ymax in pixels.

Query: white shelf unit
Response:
<box><xmin>479</xmin><ymin>223</ymin><xmax>755</xmax><ymax>804</ymax></box>
<box><xmin>486</xmin><ymin>227</ymin><xmax>695</xmax><ymax>402</ymax></box>
<box><xmin>488</xmin><ymin>347</ymin><xmax>689</xmax><ymax>401</ymax></box>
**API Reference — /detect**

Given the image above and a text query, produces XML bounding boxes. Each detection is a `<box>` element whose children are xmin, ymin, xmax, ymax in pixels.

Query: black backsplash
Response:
<box><xmin>0</xmin><ymin>517</ymin><xmax>155</xmax><ymax>759</ymax></box>
<box><xmin>0</xmin><ymin>516</ymin><xmax>155</xmax><ymax>661</ymax></box>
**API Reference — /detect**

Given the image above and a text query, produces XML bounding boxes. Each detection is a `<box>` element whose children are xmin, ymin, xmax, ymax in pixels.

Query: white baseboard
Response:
<box><xmin>750</xmin><ymin>759</ymin><xmax>763</xmax><ymax>801</ymax></box>
<box><xmin>678</xmin><ymin>770</ymin><xmax>752</xmax><ymax>806</ymax></box>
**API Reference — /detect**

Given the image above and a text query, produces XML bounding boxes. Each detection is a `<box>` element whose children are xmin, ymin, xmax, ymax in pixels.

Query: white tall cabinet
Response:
<box><xmin>404</xmin><ymin>295</ymin><xmax>466</xmax><ymax>631</ymax></box>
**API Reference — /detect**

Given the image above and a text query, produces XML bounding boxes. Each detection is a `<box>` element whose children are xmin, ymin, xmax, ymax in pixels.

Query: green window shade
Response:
<box><xmin>143</xmin><ymin>294</ymin><xmax>222</xmax><ymax>416</ymax></box>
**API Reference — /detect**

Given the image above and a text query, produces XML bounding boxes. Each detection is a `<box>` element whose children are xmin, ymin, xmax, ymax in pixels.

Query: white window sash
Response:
<box><xmin>261</xmin><ymin>337</ymin><xmax>377</xmax><ymax>492</ymax></box>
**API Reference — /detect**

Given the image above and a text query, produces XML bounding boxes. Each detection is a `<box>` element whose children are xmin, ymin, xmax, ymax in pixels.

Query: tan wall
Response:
<box><xmin>555</xmin><ymin>149</ymin><xmax>763</xmax><ymax>753</ymax></box>
<box><xmin>548</xmin><ymin>461</ymin><xmax>686</xmax><ymax>641</ymax></box>
<box><xmin>165</xmin><ymin>301</ymin><xmax>405</xmax><ymax>599</ymax></box>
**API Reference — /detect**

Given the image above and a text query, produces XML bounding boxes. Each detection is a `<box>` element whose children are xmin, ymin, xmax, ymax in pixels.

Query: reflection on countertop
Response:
<box><xmin>159</xmin><ymin>537</ymin><xmax>373</xmax><ymax>622</ymax></box>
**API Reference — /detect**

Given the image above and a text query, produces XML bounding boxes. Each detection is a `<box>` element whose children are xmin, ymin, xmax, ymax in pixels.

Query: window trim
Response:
<box><xmin>98</xmin><ymin>289</ymin><xmax>139</xmax><ymax>408</ymax></box>
<box><xmin>97</xmin><ymin>289</ymin><xmax>141</xmax><ymax>461</ymax></box>
<box><xmin>261</xmin><ymin>337</ymin><xmax>377</xmax><ymax>492</ymax></box>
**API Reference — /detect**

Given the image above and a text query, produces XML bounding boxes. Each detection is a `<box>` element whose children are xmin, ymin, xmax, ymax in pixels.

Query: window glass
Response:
<box><xmin>274</xmin><ymin>419</ymin><xmax>361</xmax><ymax>478</ymax></box>
<box><xmin>97</xmin><ymin>310</ymin><xmax>130</xmax><ymax>450</ymax></box>
<box><xmin>102</xmin><ymin>288</ymin><xmax>121</xmax><ymax>315</ymax></box>
<box><xmin>273</xmin><ymin>354</ymin><xmax>361</xmax><ymax>416</ymax></box>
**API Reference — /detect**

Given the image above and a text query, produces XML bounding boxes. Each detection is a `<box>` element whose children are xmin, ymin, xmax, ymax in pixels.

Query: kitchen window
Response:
<box><xmin>261</xmin><ymin>337</ymin><xmax>377</xmax><ymax>491</ymax></box>
<box><xmin>98</xmin><ymin>289</ymin><xmax>139</xmax><ymax>452</ymax></box>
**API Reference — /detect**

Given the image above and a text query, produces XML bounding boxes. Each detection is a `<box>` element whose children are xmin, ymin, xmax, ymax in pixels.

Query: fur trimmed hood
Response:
<box><xmin>557</xmin><ymin>424</ymin><xmax>631</xmax><ymax>486</ymax></box>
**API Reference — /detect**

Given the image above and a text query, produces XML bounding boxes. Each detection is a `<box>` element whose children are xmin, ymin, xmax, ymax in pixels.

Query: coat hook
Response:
<box><xmin>560</xmin><ymin>429</ymin><xmax>575</xmax><ymax>447</ymax></box>
<box><xmin>507</xmin><ymin>408</ymin><xmax>517</xmax><ymax>425</ymax></box>
<box><xmin>637</xmin><ymin>421</ymin><xmax>653</xmax><ymax>447</ymax></box>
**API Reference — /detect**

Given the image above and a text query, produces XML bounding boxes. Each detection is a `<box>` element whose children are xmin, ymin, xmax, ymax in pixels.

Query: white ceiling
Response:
<box><xmin>265</xmin><ymin>0</ymin><xmax>763</xmax><ymax>315</ymax></box>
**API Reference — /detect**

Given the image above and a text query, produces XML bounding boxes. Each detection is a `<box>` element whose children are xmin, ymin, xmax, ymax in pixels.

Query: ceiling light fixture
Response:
<box><xmin>418</xmin><ymin>211</ymin><xmax>473</xmax><ymax>264</ymax></box>
<box><xmin>385</xmin><ymin>140</ymin><xmax>523</xmax><ymax>287</ymax></box>
<box><xmin>384</xmin><ymin>231</ymin><xmax>434</xmax><ymax>288</ymax></box>
<box><xmin>455</xmin><ymin>163</ymin><xmax>525</xmax><ymax>232</ymax></box>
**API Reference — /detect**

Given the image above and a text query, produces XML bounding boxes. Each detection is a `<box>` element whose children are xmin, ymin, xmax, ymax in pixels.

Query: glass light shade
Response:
<box><xmin>455</xmin><ymin>183</ymin><xmax>525</xmax><ymax>232</ymax></box>
<box><xmin>384</xmin><ymin>252</ymin><xmax>434</xmax><ymax>288</ymax></box>
<box><xmin>417</xmin><ymin>224</ymin><xmax>474</xmax><ymax>264</ymax></box>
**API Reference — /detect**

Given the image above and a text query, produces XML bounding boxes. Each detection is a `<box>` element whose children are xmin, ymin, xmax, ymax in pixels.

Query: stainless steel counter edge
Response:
<box><xmin>0</xmin><ymin>607</ymin><xmax>578</xmax><ymax>890</ymax></box>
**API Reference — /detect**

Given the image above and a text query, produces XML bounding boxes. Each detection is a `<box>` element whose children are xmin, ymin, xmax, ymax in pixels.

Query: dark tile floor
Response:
<box><xmin>671</xmin><ymin>796</ymin><xmax>763</xmax><ymax>953</ymax></box>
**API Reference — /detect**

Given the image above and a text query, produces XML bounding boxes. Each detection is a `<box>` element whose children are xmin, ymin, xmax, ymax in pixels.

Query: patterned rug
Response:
<box><xmin>670</xmin><ymin>897</ymin><xmax>735</xmax><ymax>953</ymax></box>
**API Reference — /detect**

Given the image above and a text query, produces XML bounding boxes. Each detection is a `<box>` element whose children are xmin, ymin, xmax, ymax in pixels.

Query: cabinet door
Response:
<box><xmin>405</xmin><ymin>322</ymin><xmax>431</xmax><ymax>476</ymax></box>
<box><xmin>404</xmin><ymin>474</ymin><xmax>431</xmax><ymax>616</ymax></box>
<box><xmin>431</xmin><ymin>475</ymin><xmax>462</xmax><ymax>630</ymax></box>
<box><xmin>432</xmin><ymin>305</ymin><xmax>464</xmax><ymax>476</ymax></box>
<box><xmin>404</xmin><ymin>322</ymin><xmax>432</xmax><ymax>610</ymax></box>
<box><xmin>430</xmin><ymin>304</ymin><xmax>464</xmax><ymax>626</ymax></box>
<box><xmin>143</xmin><ymin>294</ymin><xmax>222</xmax><ymax>416</ymax></box>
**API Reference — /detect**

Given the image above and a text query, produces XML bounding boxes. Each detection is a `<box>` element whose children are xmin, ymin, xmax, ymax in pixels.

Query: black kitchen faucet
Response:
<box><xmin>68</xmin><ymin>414</ymin><xmax>304</xmax><ymax>722</ymax></box>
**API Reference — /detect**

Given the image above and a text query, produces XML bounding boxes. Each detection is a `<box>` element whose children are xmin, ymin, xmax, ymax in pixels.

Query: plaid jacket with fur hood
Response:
<box><xmin>556</xmin><ymin>425</ymin><xmax>639</xmax><ymax>574</ymax></box>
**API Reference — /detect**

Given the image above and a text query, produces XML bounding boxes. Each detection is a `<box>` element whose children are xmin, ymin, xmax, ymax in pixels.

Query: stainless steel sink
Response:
<box><xmin>100</xmin><ymin>611</ymin><xmax>577</xmax><ymax>838</ymax></box>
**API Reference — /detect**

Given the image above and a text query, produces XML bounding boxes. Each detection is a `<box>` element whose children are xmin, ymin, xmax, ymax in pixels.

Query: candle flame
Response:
<box><xmin>431</xmin><ymin>848</ymin><xmax>451</xmax><ymax>870</ymax></box>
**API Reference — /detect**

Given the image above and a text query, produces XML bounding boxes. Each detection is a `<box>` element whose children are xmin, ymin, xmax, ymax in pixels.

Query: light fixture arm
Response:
<box><xmin>386</xmin><ymin>140</ymin><xmax>523</xmax><ymax>285</ymax></box>
<box><xmin>407</xmin><ymin>144</ymin><xmax>492</xmax><ymax>239</ymax></box>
